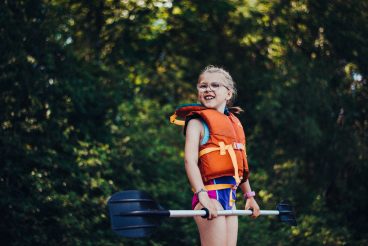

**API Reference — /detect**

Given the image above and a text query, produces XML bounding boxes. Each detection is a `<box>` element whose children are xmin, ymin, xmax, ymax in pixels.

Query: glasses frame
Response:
<box><xmin>197</xmin><ymin>81</ymin><xmax>230</xmax><ymax>92</ymax></box>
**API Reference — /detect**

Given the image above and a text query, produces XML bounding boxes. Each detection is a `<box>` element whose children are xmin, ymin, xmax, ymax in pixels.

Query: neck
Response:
<box><xmin>216</xmin><ymin>104</ymin><xmax>226</xmax><ymax>114</ymax></box>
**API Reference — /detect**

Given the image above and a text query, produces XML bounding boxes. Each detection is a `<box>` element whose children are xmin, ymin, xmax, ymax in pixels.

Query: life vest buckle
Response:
<box><xmin>233</xmin><ymin>142</ymin><xmax>244</xmax><ymax>150</ymax></box>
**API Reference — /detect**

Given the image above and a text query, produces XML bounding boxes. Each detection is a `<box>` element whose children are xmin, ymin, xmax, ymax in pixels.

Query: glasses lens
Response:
<box><xmin>197</xmin><ymin>83</ymin><xmax>208</xmax><ymax>91</ymax></box>
<box><xmin>197</xmin><ymin>82</ymin><xmax>226</xmax><ymax>91</ymax></box>
<box><xmin>210</xmin><ymin>82</ymin><xmax>221</xmax><ymax>90</ymax></box>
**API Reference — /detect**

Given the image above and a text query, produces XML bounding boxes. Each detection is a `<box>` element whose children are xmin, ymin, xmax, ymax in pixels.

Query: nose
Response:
<box><xmin>205</xmin><ymin>85</ymin><xmax>214</xmax><ymax>92</ymax></box>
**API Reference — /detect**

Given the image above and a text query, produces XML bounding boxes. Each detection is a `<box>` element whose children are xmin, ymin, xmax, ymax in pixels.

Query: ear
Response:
<box><xmin>226</xmin><ymin>90</ymin><xmax>233</xmax><ymax>101</ymax></box>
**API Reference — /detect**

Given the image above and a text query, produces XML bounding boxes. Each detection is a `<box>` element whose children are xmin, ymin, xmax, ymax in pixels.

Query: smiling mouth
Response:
<box><xmin>204</xmin><ymin>95</ymin><xmax>215</xmax><ymax>100</ymax></box>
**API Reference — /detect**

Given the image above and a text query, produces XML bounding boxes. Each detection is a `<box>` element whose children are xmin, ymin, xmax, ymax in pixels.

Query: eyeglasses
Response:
<box><xmin>197</xmin><ymin>82</ymin><xmax>229</xmax><ymax>92</ymax></box>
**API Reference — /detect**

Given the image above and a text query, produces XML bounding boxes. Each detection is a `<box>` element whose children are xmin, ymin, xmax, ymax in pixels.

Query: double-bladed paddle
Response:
<box><xmin>107</xmin><ymin>190</ymin><xmax>297</xmax><ymax>238</ymax></box>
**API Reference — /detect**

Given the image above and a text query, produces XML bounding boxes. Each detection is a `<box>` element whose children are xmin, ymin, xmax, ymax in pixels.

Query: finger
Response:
<box><xmin>252</xmin><ymin>209</ymin><xmax>260</xmax><ymax>218</ymax></box>
<box><xmin>206</xmin><ymin>210</ymin><xmax>212</xmax><ymax>220</ymax></box>
<box><xmin>209</xmin><ymin>208</ymin><xmax>216</xmax><ymax>218</ymax></box>
<box><xmin>208</xmin><ymin>208</ymin><xmax>215</xmax><ymax>219</ymax></box>
<box><xmin>251</xmin><ymin>211</ymin><xmax>257</xmax><ymax>218</ymax></box>
<box><xmin>209</xmin><ymin>201</ymin><xmax>218</xmax><ymax>217</ymax></box>
<box><xmin>212</xmin><ymin>208</ymin><xmax>218</xmax><ymax>217</ymax></box>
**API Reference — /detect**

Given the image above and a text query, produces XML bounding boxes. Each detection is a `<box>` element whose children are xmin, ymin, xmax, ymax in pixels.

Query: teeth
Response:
<box><xmin>205</xmin><ymin>96</ymin><xmax>214</xmax><ymax>100</ymax></box>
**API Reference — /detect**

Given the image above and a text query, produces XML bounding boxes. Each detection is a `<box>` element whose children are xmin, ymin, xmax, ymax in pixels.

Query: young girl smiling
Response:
<box><xmin>171</xmin><ymin>65</ymin><xmax>260</xmax><ymax>245</ymax></box>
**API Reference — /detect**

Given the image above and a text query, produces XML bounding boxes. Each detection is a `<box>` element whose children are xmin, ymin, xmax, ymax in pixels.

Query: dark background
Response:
<box><xmin>1</xmin><ymin>0</ymin><xmax>367</xmax><ymax>245</ymax></box>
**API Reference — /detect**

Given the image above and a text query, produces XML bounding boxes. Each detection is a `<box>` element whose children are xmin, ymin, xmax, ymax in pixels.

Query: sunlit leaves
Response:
<box><xmin>1</xmin><ymin>0</ymin><xmax>367</xmax><ymax>245</ymax></box>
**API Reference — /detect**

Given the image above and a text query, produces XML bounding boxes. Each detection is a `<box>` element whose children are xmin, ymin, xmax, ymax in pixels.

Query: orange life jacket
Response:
<box><xmin>170</xmin><ymin>104</ymin><xmax>250</xmax><ymax>185</ymax></box>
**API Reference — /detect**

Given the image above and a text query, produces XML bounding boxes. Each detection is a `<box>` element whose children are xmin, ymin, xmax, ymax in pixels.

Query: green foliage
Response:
<box><xmin>1</xmin><ymin>0</ymin><xmax>367</xmax><ymax>245</ymax></box>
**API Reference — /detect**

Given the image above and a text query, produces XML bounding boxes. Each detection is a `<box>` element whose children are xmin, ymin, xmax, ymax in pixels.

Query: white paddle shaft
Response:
<box><xmin>169</xmin><ymin>210</ymin><xmax>279</xmax><ymax>218</ymax></box>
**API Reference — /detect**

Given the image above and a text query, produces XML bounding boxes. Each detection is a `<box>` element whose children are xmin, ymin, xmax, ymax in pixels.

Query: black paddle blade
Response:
<box><xmin>108</xmin><ymin>190</ymin><xmax>168</xmax><ymax>238</ymax></box>
<box><xmin>276</xmin><ymin>201</ymin><xmax>297</xmax><ymax>226</ymax></box>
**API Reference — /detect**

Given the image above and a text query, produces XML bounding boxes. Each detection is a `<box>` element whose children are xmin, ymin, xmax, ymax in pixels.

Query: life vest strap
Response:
<box><xmin>192</xmin><ymin>184</ymin><xmax>237</xmax><ymax>208</ymax></box>
<box><xmin>191</xmin><ymin>183</ymin><xmax>235</xmax><ymax>193</ymax></box>
<box><xmin>205</xmin><ymin>183</ymin><xmax>234</xmax><ymax>191</ymax></box>
<box><xmin>233</xmin><ymin>142</ymin><xmax>245</xmax><ymax>150</ymax></box>
<box><xmin>199</xmin><ymin>142</ymin><xmax>244</xmax><ymax>184</ymax></box>
<box><xmin>170</xmin><ymin>113</ymin><xmax>185</xmax><ymax>126</ymax></box>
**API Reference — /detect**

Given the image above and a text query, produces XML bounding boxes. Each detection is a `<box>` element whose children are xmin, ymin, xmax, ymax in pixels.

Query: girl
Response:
<box><xmin>183</xmin><ymin>66</ymin><xmax>260</xmax><ymax>246</ymax></box>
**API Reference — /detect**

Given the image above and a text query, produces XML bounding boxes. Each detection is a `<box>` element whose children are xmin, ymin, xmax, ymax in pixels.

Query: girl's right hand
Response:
<box><xmin>198</xmin><ymin>192</ymin><xmax>218</xmax><ymax>219</ymax></box>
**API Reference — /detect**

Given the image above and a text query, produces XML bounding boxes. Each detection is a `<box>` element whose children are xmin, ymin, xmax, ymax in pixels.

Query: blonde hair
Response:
<box><xmin>200</xmin><ymin>65</ymin><xmax>244</xmax><ymax>114</ymax></box>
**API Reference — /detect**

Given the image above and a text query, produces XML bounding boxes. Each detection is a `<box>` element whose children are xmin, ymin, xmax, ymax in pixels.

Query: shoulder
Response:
<box><xmin>185</xmin><ymin>118</ymin><xmax>205</xmax><ymax>138</ymax></box>
<box><xmin>185</xmin><ymin>118</ymin><xmax>204</xmax><ymax>145</ymax></box>
<box><xmin>186</xmin><ymin>118</ymin><xmax>203</xmax><ymax>130</ymax></box>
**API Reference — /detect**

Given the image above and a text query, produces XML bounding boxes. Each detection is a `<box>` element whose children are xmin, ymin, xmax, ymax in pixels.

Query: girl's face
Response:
<box><xmin>197</xmin><ymin>72</ymin><xmax>233</xmax><ymax>113</ymax></box>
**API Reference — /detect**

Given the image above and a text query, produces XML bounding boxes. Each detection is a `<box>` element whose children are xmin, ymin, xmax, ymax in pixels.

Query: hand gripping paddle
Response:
<box><xmin>107</xmin><ymin>190</ymin><xmax>297</xmax><ymax>238</ymax></box>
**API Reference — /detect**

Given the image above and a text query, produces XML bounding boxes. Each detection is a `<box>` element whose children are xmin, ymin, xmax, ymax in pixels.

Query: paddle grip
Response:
<box><xmin>201</xmin><ymin>207</ymin><xmax>209</xmax><ymax>218</ymax></box>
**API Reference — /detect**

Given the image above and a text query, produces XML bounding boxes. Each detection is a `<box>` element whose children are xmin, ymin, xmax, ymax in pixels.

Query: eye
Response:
<box><xmin>211</xmin><ymin>82</ymin><xmax>221</xmax><ymax>88</ymax></box>
<box><xmin>198</xmin><ymin>84</ymin><xmax>208</xmax><ymax>89</ymax></box>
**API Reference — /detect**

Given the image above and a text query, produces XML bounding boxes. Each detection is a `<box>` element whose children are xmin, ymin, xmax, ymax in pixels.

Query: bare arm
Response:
<box><xmin>184</xmin><ymin>119</ymin><xmax>218</xmax><ymax>218</ymax></box>
<box><xmin>184</xmin><ymin>119</ymin><xmax>205</xmax><ymax>192</ymax></box>
<box><xmin>239</xmin><ymin>179</ymin><xmax>252</xmax><ymax>195</ymax></box>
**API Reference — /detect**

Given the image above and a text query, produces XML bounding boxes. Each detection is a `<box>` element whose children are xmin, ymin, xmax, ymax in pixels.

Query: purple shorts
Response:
<box><xmin>192</xmin><ymin>176</ymin><xmax>237</xmax><ymax>210</ymax></box>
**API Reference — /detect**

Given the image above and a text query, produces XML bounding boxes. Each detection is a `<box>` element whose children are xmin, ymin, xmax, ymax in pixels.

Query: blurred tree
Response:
<box><xmin>0</xmin><ymin>0</ymin><xmax>367</xmax><ymax>245</ymax></box>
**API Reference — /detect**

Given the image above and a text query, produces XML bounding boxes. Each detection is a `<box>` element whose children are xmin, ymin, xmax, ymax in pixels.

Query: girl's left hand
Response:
<box><xmin>245</xmin><ymin>197</ymin><xmax>260</xmax><ymax>218</ymax></box>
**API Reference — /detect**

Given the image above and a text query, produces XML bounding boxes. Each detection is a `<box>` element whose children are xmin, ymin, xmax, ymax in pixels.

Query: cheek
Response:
<box><xmin>197</xmin><ymin>93</ymin><xmax>203</xmax><ymax>102</ymax></box>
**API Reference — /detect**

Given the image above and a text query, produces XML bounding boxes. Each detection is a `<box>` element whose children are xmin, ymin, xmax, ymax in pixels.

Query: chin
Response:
<box><xmin>200</xmin><ymin>101</ymin><xmax>215</xmax><ymax>108</ymax></box>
